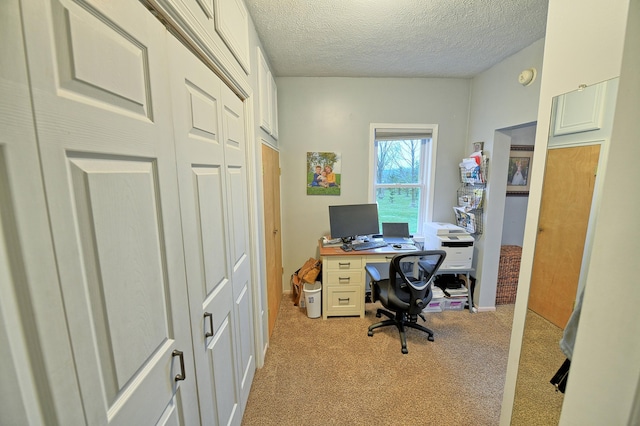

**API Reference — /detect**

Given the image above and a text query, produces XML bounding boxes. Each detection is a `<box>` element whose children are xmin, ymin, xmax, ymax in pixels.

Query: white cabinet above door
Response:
<box><xmin>215</xmin><ymin>0</ymin><xmax>251</xmax><ymax>74</ymax></box>
<box><xmin>257</xmin><ymin>46</ymin><xmax>279</xmax><ymax>140</ymax></box>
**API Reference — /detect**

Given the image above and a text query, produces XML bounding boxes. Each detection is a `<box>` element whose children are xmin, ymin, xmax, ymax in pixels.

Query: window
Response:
<box><xmin>369</xmin><ymin>124</ymin><xmax>437</xmax><ymax>236</ymax></box>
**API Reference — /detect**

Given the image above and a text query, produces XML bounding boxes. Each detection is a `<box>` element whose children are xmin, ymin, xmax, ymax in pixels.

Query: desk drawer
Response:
<box><xmin>327</xmin><ymin>270</ymin><xmax>362</xmax><ymax>285</ymax></box>
<box><xmin>326</xmin><ymin>257</ymin><xmax>362</xmax><ymax>270</ymax></box>
<box><xmin>365</xmin><ymin>254</ymin><xmax>395</xmax><ymax>264</ymax></box>
<box><xmin>326</xmin><ymin>285</ymin><xmax>361</xmax><ymax>315</ymax></box>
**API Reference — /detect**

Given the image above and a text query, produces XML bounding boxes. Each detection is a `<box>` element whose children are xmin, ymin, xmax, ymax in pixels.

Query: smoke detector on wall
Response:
<box><xmin>518</xmin><ymin>67</ymin><xmax>537</xmax><ymax>86</ymax></box>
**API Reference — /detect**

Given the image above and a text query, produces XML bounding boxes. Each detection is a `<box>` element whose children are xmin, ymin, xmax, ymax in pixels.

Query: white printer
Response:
<box><xmin>423</xmin><ymin>222</ymin><xmax>474</xmax><ymax>270</ymax></box>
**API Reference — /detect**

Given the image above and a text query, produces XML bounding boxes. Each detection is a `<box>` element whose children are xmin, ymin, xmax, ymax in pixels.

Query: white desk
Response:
<box><xmin>319</xmin><ymin>242</ymin><xmax>475</xmax><ymax>319</ymax></box>
<box><xmin>319</xmin><ymin>243</ymin><xmax>396</xmax><ymax>319</ymax></box>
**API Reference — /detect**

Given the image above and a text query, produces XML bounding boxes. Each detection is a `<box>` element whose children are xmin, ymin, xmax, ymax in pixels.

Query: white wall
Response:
<box><xmin>466</xmin><ymin>39</ymin><xmax>545</xmax><ymax>309</ymax></box>
<box><xmin>500</xmin><ymin>0</ymin><xmax>633</xmax><ymax>423</ymax></box>
<box><xmin>501</xmin><ymin>125</ymin><xmax>536</xmax><ymax>247</ymax></box>
<box><xmin>500</xmin><ymin>195</ymin><xmax>529</xmax><ymax>246</ymax></box>
<box><xmin>560</xmin><ymin>0</ymin><xmax>639</xmax><ymax>422</ymax></box>
<box><xmin>275</xmin><ymin>78</ymin><xmax>470</xmax><ymax>281</ymax></box>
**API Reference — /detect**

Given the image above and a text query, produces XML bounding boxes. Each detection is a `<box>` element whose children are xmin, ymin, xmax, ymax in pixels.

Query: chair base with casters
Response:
<box><xmin>365</xmin><ymin>251</ymin><xmax>446</xmax><ymax>354</ymax></box>
<box><xmin>368</xmin><ymin>308</ymin><xmax>434</xmax><ymax>354</ymax></box>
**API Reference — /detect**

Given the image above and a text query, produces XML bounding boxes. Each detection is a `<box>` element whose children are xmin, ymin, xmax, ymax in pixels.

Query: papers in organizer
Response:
<box><xmin>459</xmin><ymin>158</ymin><xmax>478</xmax><ymax>169</ymax></box>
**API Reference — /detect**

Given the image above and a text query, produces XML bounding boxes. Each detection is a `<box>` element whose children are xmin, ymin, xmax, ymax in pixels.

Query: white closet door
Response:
<box><xmin>167</xmin><ymin>36</ymin><xmax>241</xmax><ymax>425</ymax></box>
<box><xmin>221</xmin><ymin>84</ymin><xmax>256</xmax><ymax>409</ymax></box>
<box><xmin>21</xmin><ymin>1</ymin><xmax>198</xmax><ymax>424</ymax></box>
<box><xmin>1</xmin><ymin>0</ymin><xmax>84</xmax><ymax>423</ymax></box>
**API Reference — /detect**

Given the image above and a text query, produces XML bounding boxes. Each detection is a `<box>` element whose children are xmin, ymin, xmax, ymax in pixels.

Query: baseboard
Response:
<box><xmin>475</xmin><ymin>306</ymin><xmax>497</xmax><ymax>313</ymax></box>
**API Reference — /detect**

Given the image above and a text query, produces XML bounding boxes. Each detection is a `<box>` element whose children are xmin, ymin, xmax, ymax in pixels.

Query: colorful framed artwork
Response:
<box><xmin>307</xmin><ymin>152</ymin><xmax>341</xmax><ymax>195</ymax></box>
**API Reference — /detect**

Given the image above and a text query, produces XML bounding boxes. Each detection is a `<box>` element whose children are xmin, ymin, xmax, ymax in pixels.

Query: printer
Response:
<box><xmin>423</xmin><ymin>222</ymin><xmax>474</xmax><ymax>270</ymax></box>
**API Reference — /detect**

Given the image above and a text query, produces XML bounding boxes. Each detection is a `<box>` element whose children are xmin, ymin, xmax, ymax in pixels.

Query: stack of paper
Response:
<box><xmin>431</xmin><ymin>286</ymin><xmax>446</xmax><ymax>299</ymax></box>
<box><xmin>322</xmin><ymin>236</ymin><xmax>342</xmax><ymax>247</ymax></box>
<box><xmin>445</xmin><ymin>286</ymin><xmax>468</xmax><ymax>298</ymax></box>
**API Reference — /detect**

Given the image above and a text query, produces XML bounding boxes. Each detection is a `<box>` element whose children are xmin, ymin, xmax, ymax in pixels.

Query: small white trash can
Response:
<box><xmin>303</xmin><ymin>282</ymin><xmax>322</xmax><ymax>318</ymax></box>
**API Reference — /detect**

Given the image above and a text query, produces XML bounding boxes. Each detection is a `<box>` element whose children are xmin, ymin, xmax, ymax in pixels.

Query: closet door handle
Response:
<box><xmin>204</xmin><ymin>312</ymin><xmax>214</xmax><ymax>338</ymax></box>
<box><xmin>172</xmin><ymin>350</ymin><xmax>186</xmax><ymax>382</ymax></box>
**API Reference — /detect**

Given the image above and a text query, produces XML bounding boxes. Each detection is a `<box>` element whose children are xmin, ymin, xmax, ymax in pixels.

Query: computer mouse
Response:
<box><xmin>393</xmin><ymin>244</ymin><xmax>402</xmax><ymax>249</ymax></box>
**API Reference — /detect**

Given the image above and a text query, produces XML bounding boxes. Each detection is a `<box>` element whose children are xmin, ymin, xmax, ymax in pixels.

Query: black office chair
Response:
<box><xmin>365</xmin><ymin>250</ymin><xmax>447</xmax><ymax>354</ymax></box>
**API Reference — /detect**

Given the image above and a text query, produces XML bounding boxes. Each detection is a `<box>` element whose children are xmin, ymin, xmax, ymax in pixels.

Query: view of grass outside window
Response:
<box><xmin>374</xmin><ymin>138</ymin><xmax>428</xmax><ymax>235</ymax></box>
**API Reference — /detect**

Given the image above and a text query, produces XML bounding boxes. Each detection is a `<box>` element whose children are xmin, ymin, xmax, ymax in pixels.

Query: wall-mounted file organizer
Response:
<box><xmin>456</xmin><ymin>155</ymin><xmax>488</xmax><ymax>236</ymax></box>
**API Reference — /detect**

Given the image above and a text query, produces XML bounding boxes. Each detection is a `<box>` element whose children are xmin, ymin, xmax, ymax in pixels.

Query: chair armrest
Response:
<box><xmin>365</xmin><ymin>263</ymin><xmax>387</xmax><ymax>282</ymax></box>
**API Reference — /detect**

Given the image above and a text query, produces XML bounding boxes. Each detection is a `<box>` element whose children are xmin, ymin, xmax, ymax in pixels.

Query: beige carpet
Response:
<box><xmin>511</xmin><ymin>310</ymin><xmax>565</xmax><ymax>425</ymax></box>
<box><xmin>242</xmin><ymin>299</ymin><xmax>516</xmax><ymax>425</ymax></box>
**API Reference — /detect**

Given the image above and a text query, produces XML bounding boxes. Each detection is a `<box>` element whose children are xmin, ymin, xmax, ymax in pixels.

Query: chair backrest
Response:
<box><xmin>389</xmin><ymin>250</ymin><xmax>447</xmax><ymax>313</ymax></box>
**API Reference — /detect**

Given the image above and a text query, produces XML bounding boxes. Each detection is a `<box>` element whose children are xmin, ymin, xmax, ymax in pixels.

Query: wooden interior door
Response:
<box><xmin>21</xmin><ymin>0</ymin><xmax>199</xmax><ymax>423</ymax></box>
<box><xmin>528</xmin><ymin>144</ymin><xmax>600</xmax><ymax>328</ymax></box>
<box><xmin>262</xmin><ymin>144</ymin><xmax>283</xmax><ymax>337</ymax></box>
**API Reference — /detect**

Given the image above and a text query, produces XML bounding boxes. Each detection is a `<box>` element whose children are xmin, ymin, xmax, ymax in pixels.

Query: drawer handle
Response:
<box><xmin>338</xmin><ymin>277</ymin><xmax>351</xmax><ymax>282</ymax></box>
<box><xmin>338</xmin><ymin>297</ymin><xmax>350</xmax><ymax>304</ymax></box>
<box><xmin>338</xmin><ymin>262</ymin><xmax>351</xmax><ymax>268</ymax></box>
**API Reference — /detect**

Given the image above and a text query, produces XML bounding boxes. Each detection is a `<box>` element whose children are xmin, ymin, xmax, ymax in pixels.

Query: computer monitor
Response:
<box><xmin>328</xmin><ymin>203</ymin><xmax>380</xmax><ymax>242</ymax></box>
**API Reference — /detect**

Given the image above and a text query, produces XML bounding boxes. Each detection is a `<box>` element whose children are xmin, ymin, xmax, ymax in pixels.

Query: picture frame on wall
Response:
<box><xmin>306</xmin><ymin>151</ymin><xmax>341</xmax><ymax>195</ymax></box>
<box><xmin>506</xmin><ymin>145</ymin><xmax>534</xmax><ymax>196</ymax></box>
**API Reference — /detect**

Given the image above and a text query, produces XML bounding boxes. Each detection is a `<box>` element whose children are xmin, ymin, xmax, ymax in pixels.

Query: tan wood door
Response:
<box><xmin>262</xmin><ymin>144</ymin><xmax>283</xmax><ymax>337</ymax></box>
<box><xmin>528</xmin><ymin>144</ymin><xmax>600</xmax><ymax>328</ymax></box>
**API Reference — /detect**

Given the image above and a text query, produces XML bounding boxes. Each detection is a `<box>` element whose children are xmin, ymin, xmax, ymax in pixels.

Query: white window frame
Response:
<box><xmin>368</xmin><ymin>123</ymin><xmax>438</xmax><ymax>236</ymax></box>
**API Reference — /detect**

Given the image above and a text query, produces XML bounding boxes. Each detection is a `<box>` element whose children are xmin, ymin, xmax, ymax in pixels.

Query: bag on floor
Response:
<box><xmin>291</xmin><ymin>258</ymin><xmax>321</xmax><ymax>306</ymax></box>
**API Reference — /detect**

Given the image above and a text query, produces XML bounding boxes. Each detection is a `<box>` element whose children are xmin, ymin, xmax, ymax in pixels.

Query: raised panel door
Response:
<box><xmin>167</xmin><ymin>35</ymin><xmax>241</xmax><ymax>425</ymax></box>
<box><xmin>20</xmin><ymin>0</ymin><xmax>198</xmax><ymax>423</ymax></box>
<box><xmin>214</xmin><ymin>0</ymin><xmax>250</xmax><ymax>73</ymax></box>
<box><xmin>257</xmin><ymin>47</ymin><xmax>272</xmax><ymax>134</ymax></box>
<box><xmin>553</xmin><ymin>83</ymin><xmax>606</xmax><ymax>135</ymax></box>
<box><xmin>221</xmin><ymin>84</ymin><xmax>256</xmax><ymax>411</ymax></box>
<box><xmin>270</xmin><ymin>72</ymin><xmax>279</xmax><ymax>139</ymax></box>
<box><xmin>0</xmin><ymin>1</ymin><xmax>83</xmax><ymax>422</ymax></box>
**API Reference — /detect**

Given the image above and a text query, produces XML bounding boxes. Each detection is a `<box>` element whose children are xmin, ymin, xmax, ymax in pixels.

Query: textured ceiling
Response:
<box><xmin>244</xmin><ymin>0</ymin><xmax>548</xmax><ymax>78</ymax></box>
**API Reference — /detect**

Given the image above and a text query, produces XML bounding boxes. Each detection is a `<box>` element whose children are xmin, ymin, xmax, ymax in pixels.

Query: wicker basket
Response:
<box><xmin>496</xmin><ymin>245</ymin><xmax>522</xmax><ymax>304</ymax></box>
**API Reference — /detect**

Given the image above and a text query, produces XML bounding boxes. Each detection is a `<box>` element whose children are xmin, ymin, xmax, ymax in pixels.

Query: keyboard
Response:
<box><xmin>351</xmin><ymin>241</ymin><xmax>388</xmax><ymax>251</ymax></box>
